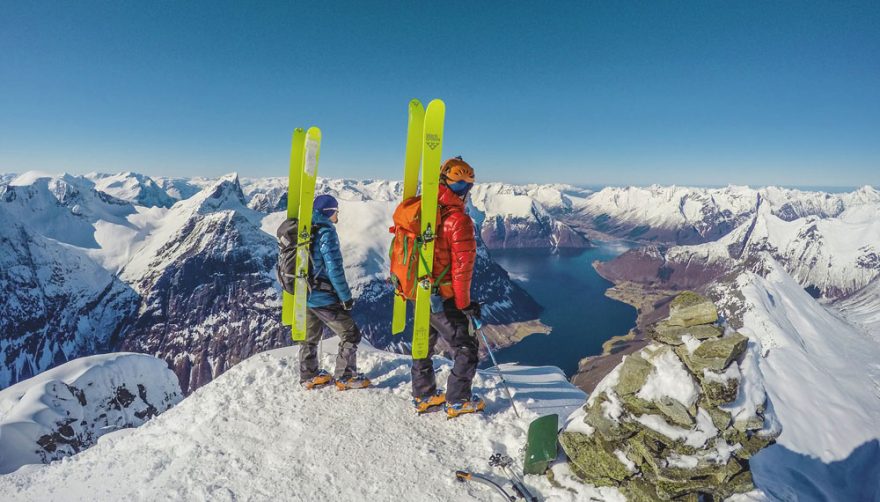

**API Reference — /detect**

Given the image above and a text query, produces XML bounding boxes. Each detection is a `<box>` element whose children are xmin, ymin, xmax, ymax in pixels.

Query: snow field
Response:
<box><xmin>0</xmin><ymin>344</ymin><xmax>602</xmax><ymax>501</ymax></box>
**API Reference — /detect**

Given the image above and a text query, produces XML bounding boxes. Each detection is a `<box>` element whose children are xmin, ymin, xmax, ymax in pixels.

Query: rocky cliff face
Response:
<box><xmin>118</xmin><ymin>176</ymin><xmax>287</xmax><ymax>393</ymax></box>
<box><xmin>0</xmin><ymin>178</ymin><xmax>139</xmax><ymax>388</ymax></box>
<box><xmin>561</xmin><ymin>292</ymin><xmax>779</xmax><ymax>501</ymax></box>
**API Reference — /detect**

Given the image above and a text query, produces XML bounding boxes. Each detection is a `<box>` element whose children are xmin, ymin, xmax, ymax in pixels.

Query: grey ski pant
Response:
<box><xmin>411</xmin><ymin>299</ymin><xmax>479</xmax><ymax>403</ymax></box>
<box><xmin>299</xmin><ymin>303</ymin><xmax>362</xmax><ymax>382</ymax></box>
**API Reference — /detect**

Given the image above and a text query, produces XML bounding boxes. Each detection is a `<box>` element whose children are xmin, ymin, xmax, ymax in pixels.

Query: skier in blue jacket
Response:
<box><xmin>276</xmin><ymin>195</ymin><xmax>370</xmax><ymax>391</ymax></box>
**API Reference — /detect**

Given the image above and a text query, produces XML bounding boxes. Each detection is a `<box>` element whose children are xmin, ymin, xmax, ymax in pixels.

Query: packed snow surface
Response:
<box><xmin>0</xmin><ymin>343</ymin><xmax>611</xmax><ymax>501</ymax></box>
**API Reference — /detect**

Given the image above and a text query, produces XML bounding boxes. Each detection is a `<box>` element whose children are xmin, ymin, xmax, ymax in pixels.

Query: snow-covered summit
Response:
<box><xmin>84</xmin><ymin>171</ymin><xmax>177</xmax><ymax>208</ymax></box>
<box><xmin>0</xmin><ymin>344</ymin><xmax>597</xmax><ymax>501</ymax></box>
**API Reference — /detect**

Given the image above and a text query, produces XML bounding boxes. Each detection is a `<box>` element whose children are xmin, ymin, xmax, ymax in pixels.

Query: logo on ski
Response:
<box><xmin>426</xmin><ymin>133</ymin><xmax>441</xmax><ymax>150</ymax></box>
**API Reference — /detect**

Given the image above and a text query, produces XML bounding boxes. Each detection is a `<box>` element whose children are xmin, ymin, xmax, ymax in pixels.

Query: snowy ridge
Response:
<box><xmin>580</xmin><ymin>184</ymin><xmax>880</xmax><ymax>244</ymax></box>
<box><xmin>0</xmin><ymin>353</ymin><xmax>181</xmax><ymax>474</ymax></box>
<box><xmin>84</xmin><ymin>172</ymin><xmax>176</xmax><ymax>208</ymax></box>
<box><xmin>710</xmin><ymin>259</ymin><xmax>880</xmax><ymax>501</ymax></box>
<box><xmin>833</xmin><ymin>276</ymin><xmax>880</xmax><ymax>340</ymax></box>
<box><xmin>468</xmin><ymin>182</ymin><xmax>592</xmax><ymax>249</ymax></box>
<box><xmin>666</xmin><ymin>203</ymin><xmax>880</xmax><ymax>298</ymax></box>
<box><xmin>0</xmin><ymin>344</ymin><xmax>602</xmax><ymax>501</ymax></box>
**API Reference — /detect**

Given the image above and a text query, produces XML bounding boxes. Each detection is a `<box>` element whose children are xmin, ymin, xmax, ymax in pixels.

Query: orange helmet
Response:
<box><xmin>440</xmin><ymin>156</ymin><xmax>475</xmax><ymax>184</ymax></box>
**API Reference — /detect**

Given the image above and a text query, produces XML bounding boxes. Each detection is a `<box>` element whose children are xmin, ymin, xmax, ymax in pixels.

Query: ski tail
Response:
<box><xmin>412</xmin><ymin>99</ymin><xmax>445</xmax><ymax>359</ymax></box>
<box><xmin>392</xmin><ymin>99</ymin><xmax>424</xmax><ymax>335</ymax></box>
<box><xmin>291</xmin><ymin>127</ymin><xmax>322</xmax><ymax>341</ymax></box>
<box><xmin>282</xmin><ymin>128</ymin><xmax>306</xmax><ymax>327</ymax></box>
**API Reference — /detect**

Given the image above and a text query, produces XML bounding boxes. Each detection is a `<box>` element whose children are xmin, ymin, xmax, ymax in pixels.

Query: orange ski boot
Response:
<box><xmin>335</xmin><ymin>373</ymin><xmax>371</xmax><ymax>391</ymax></box>
<box><xmin>413</xmin><ymin>390</ymin><xmax>446</xmax><ymax>414</ymax></box>
<box><xmin>446</xmin><ymin>395</ymin><xmax>486</xmax><ymax>419</ymax></box>
<box><xmin>301</xmin><ymin>369</ymin><xmax>333</xmax><ymax>390</ymax></box>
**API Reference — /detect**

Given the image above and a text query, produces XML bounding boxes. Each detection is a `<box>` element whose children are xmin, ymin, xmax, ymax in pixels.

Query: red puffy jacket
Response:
<box><xmin>434</xmin><ymin>185</ymin><xmax>477</xmax><ymax>309</ymax></box>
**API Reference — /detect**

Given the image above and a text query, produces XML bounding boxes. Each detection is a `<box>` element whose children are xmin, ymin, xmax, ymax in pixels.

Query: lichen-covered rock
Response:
<box><xmin>706</xmin><ymin>405</ymin><xmax>732</xmax><ymax>430</ymax></box>
<box><xmin>652</xmin><ymin>321</ymin><xmax>723</xmax><ymax>345</ymax></box>
<box><xmin>700</xmin><ymin>373</ymin><xmax>740</xmax><ymax>404</ymax></box>
<box><xmin>677</xmin><ymin>333</ymin><xmax>748</xmax><ymax>373</ymax></box>
<box><xmin>655</xmin><ymin>397</ymin><xmax>694</xmax><ymax>427</ymax></box>
<box><xmin>724</xmin><ymin>427</ymin><xmax>777</xmax><ymax>459</ymax></box>
<box><xmin>586</xmin><ymin>393</ymin><xmax>633</xmax><ymax>442</ymax></box>
<box><xmin>619</xmin><ymin>392</ymin><xmax>658</xmax><ymax>417</ymax></box>
<box><xmin>718</xmin><ymin>470</ymin><xmax>756</xmax><ymax>500</ymax></box>
<box><xmin>559</xmin><ymin>431</ymin><xmax>633</xmax><ymax>486</ymax></box>
<box><xmin>621</xmin><ymin>478</ymin><xmax>662</xmax><ymax>502</ymax></box>
<box><xmin>667</xmin><ymin>291</ymin><xmax>719</xmax><ymax>327</ymax></box>
<box><xmin>562</xmin><ymin>295</ymin><xmax>777</xmax><ymax>501</ymax></box>
<box><xmin>614</xmin><ymin>354</ymin><xmax>653</xmax><ymax>395</ymax></box>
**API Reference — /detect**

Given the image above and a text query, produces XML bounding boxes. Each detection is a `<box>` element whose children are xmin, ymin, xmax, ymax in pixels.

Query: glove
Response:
<box><xmin>342</xmin><ymin>299</ymin><xmax>354</xmax><ymax>311</ymax></box>
<box><xmin>275</xmin><ymin>218</ymin><xmax>298</xmax><ymax>247</ymax></box>
<box><xmin>461</xmin><ymin>301</ymin><xmax>482</xmax><ymax>319</ymax></box>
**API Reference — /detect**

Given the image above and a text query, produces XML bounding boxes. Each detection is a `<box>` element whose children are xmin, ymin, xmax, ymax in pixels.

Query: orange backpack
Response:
<box><xmin>388</xmin><ymin>196</ymin><xmax>450</xmax><ymax>300</ymax></box>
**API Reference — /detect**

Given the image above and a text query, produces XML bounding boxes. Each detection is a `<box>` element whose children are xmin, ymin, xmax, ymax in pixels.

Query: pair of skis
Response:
<box><xmin>391</xmin><ymin>99</ymin><xmax>446</xmax><ymax>360</ymax></box>
<box><xmin>281</xmin><ymin>126</ymin><xmax>322</xmax><ymax>341</ymax></box>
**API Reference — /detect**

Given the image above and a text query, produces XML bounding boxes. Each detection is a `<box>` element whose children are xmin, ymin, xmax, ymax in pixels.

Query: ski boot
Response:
<box><xmin>301</xmin><ymin>369</ymin><xmax>333</xmax><ymax>390</ymax></box>
<box><xmin>335</xmin><ymin>373</ymin><xmax>371</xmax><ymax>391</ymax></box>
<box><xmin>446</xmin><ymin>395</ymin><xmax>486</xmax><ymax>419</ymax></box>
<box><xmin>413</xmin><ymin>390</ymin><xmax>446</xmax><ymax>414</ymax></box>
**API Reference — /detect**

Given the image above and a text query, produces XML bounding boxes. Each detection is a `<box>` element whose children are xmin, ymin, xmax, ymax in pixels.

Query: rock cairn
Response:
<box><xmin>560</xmin><ymin>291</ymin><xmax>780</xmax><ymax>501</ymax></box>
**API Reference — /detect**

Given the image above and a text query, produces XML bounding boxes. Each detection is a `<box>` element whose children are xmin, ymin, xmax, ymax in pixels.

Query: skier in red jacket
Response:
<box><xmin>411</xmin><ymin>157</ymin><xmax>485</xmax><ymax>418</ymax></box>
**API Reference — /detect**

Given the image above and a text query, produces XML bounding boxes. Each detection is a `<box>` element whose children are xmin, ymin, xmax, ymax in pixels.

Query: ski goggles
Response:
<box><xmin>448</xmin><ymin>180</ymin><xmax>474</xmax><ymax>195</ymax></box>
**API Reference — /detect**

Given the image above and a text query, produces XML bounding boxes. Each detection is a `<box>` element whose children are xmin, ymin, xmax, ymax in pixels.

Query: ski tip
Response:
<box><xmin>293</xmin><ymin>127</ymin><xmax>305</xmax><ymax>134</ymax></box>
<box><xmin>427</xmin><ymin>99</ymin><xmax>445</xmax><ymax>111</ymax></box>
<box><xmin>409</xmin><ymin>98</ymin><xmax>423</xmax><ymax>109</ymax></box>
<box><xmin>306</xmin><ymin>126</ymin><xmax>321</xmax><ymax>139</ymax></box>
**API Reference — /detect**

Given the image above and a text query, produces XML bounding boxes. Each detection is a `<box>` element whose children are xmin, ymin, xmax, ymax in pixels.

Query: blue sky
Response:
<box><xmin>1</xmin><ymin>1</ymin><xmax>878</xmax><ymax>186</ymax></box>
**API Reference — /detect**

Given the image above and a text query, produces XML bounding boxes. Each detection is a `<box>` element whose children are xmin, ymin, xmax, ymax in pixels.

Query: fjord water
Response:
<box><xmin>487</xmin><ymin>243</ymin><xmax>637</xmax><ymax>377</ymax></box>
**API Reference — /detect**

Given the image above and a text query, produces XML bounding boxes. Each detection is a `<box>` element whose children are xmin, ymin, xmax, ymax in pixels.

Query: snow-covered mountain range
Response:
<box><xmin>1</xmin><ymin>171</ymin><xmax>878</xmax><ymax>500</ymax></box>
<box><xmin>576</xmin><ymin>184</ymin><xmax>880</xmax><ymax>245</ymax></box>
<box><xmin>594</xmin><ymin>185</ymin><xmax>880</xmax><ymax>303</ymax></box>
<box><xmin>0</xmin><ymin>171</ymin><xmax>546</xmax><ymax>393</ymax></box>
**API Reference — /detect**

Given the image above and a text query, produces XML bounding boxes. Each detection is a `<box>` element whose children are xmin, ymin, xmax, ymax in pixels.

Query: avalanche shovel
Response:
<box><xmin>523</xmin><ymin>413</ymin><xmax>559</xmax><ymax>476</ymax></box>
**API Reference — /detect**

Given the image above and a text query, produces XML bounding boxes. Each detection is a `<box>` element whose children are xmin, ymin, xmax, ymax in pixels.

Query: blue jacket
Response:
<box><xmin>307</xmin><ymin>211</ymin><xmax>352</xmax><ymax>308</ymax></box>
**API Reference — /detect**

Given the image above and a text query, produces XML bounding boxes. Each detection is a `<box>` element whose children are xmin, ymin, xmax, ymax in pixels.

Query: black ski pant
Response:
<box><xmin>299</xmin><ymin>303</ymin><xmax>362</xmax><ymax>382</ymax></box>
<box><xmin>411</xmin><ymin>298</ymin><xmax>479</xmax><ymax>404</ymax></box>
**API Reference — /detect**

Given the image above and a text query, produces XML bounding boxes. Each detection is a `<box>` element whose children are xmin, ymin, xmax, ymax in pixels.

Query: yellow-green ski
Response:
<box><xmin>291</xmin><ymin>127</ymin><xmax>322</xmax><ymax>341</ymax></box>
<box><xmin>412</xmin><ymin>99</ymin><xmax>445</xmax><ymax>359</ymax></box>
<box><xmin>282</xmin><ymin>128</ymin><xmax>306</xmax><ymax>328</ymax></box>
<box><xmin>392</xmin><ymin>99</ymin><xmax>425</xmax><ymax>335</ymax></box>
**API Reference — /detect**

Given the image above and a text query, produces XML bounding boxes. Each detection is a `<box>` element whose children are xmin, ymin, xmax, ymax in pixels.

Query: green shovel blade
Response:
<box><xmin>523</xmin><ymin>413</ymin><xmax>559</xmax><ymax>475</ymax></box>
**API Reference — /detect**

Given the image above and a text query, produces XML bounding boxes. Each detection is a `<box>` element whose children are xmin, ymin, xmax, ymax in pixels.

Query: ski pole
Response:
<box><xmin>471</xmin><ymin>317</ymin><xmax>521</xmax><ymax>419</ymax></box>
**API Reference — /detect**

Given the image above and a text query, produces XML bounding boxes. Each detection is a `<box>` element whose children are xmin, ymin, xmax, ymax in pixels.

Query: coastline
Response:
<box><xmin>570</xmin><ymin>276</ymin><xmax>678</xmax><ymax>393</ymax></box>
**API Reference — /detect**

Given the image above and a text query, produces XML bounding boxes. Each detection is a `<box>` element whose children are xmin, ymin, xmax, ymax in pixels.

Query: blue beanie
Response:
<box><xmin>314</xmin><ymin>194</ymin><xmax>339</xmax><ymax>215</ymax></box>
